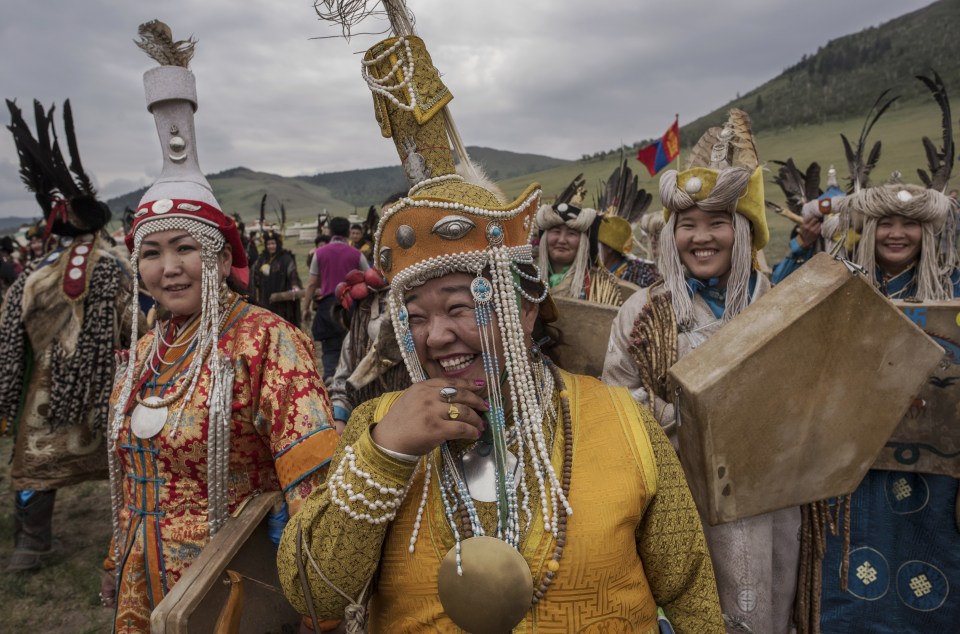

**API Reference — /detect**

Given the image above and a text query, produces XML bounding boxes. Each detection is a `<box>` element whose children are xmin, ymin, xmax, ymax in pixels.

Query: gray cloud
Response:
<box><xmin>0</xmin><ymin>0</ymin><xmax>935</xmax><ymax>217</ymax></box>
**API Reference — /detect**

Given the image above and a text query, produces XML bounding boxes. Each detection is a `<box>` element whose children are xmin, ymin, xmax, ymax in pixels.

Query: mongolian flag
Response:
<box><xmin>636</xmin><ymin>116</ymin><xmax>680</xmax><ymax>176</ymax></box>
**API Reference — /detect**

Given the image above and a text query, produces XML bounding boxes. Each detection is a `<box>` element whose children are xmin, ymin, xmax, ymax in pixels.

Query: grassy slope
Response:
<box><xmin>497</xmin><ymin>99</ymin><xmax>944</xmax><ymax>262</ymax></box>
<box><xmin>0</xmin><ymin>434</ymin><xmax>114</xmax><ymax>633</ymax></box>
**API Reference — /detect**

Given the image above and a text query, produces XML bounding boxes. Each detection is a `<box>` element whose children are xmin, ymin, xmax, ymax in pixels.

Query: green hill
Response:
<box><xmin>296</xmin><ymin>146</ymin><xmax>570</xmax><ymax>208</ymax></box>
<box><xmin>107</xmin><ymin>167</ymin><xmax>355</xmax><ymax>225</ymax></box>
<box><xmin>107</xmin><ymin>146</ymin><xmax>569</xmax><ymax>224</ymax></box>
<box><xmin>681</xmin><ymin>0</ymin><xmax>959</xmax><ymax>146</ymax></box>
<box><xmin>499</xmin><ymin>99</ymin><xmax>948</xmax><ymax>263</ymax></box>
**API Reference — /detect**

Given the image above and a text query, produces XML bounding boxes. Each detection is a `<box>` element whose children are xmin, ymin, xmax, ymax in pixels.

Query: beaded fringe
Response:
<box><xmin>109</xmin><ymin>217</ymin><xmax>237</xmax><ymax>570</ymax></box>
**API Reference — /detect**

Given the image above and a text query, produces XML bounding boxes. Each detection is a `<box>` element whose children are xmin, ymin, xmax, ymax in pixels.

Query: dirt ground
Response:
<box><xmin>0</xmin><ymin>433</ymin><xmax>115</xmax><ymax>633</ymax></box>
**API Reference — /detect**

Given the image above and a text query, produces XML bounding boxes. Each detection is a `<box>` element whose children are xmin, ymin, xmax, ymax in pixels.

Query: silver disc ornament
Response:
<box><xmin>131</xmin><ymin>397</ymin><xmax>169</xmax><ymax>439</ymax></box>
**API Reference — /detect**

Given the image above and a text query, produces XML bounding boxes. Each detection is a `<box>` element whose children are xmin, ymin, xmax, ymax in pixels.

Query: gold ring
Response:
<box><xmin>447</xmin><ymin>404</ymin><xmax>460</xmax><ymax>420</ymax></box>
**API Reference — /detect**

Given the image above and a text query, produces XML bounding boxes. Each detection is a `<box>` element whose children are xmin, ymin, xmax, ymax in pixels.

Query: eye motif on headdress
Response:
<box><xmin>379</xmin><ymin>246</ymin><xmax>393</xmax><ymax>272</ymax></box>
<box><xmin>431</xmin><ymin>215</ymin><xmax>476</xmax><ymax>240</ymax></box>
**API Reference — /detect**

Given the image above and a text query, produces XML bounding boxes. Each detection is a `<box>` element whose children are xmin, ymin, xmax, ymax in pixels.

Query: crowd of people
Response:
<box><xmin>0</xmin><ymin>12</ymin><xmax>957</xmax><ymax>634</ymax></box>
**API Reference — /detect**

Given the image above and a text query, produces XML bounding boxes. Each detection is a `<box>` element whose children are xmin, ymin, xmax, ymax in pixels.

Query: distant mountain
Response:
<box><xmin>107</xmin><ymin>167</ymin><xmax>356</xmax><ymax>225</ymax></box>
<box><xmin>297</xmin><ymin>146</ymin><xmax>571</xmax><ymax>208</ymax></box>
<box><xmin>680</xmin><ymin>0</ymin><xmax>959</xmax><ymax>146</ymax></box>
<box><xmin>0</xmin><ymin>216</ymin><xmax>35</xmax><ymax>234</ymax></box>
<box><xmin>106</xmin><ymin>146</ymin><xmax>570</xmax><ymax>224</ymax></box>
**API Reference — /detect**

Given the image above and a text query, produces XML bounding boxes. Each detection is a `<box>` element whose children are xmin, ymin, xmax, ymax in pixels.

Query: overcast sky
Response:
<box><xmin>0</xmin><ymin>0</ymin><xmax>936</xmax><ymax>218</ymax></box>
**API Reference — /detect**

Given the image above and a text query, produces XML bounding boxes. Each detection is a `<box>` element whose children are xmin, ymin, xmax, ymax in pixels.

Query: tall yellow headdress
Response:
<box><xmin>315</xmin><ymin>5</ymin><xmax>568</xmax><ymax>633</ymax></box>
<box><xmin>365</xmin><ymin>35</ymin><xmax>541</xmax><ymax>288</ymax></box>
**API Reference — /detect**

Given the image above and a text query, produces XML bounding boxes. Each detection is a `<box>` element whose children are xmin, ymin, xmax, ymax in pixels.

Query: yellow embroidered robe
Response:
<box><xmin>279</xmin><ymin>370</ymin><xmax>723</xmax><ymax>633</ymax></box>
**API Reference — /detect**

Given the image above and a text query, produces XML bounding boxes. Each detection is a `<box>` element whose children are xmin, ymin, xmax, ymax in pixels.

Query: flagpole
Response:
<box><xmin>675</xmin><ymin>113</ymin><xmax>680</xmax><ymax>171</ymax></box>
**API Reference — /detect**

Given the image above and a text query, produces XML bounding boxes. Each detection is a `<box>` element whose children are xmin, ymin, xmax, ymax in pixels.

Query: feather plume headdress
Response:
<box><xmin>832</xmin><ymin>72</ymin><xmax>957</xmax><ymax>300</ymax></box>
<box><xmin>595</xmin><ymin>156</ymin><xmax>652</xmax><ymax>255</ymax></box>
<box><xmin>657</xmin><ymin>108</ymin><xmax>766</xmax><ymax>327</ymax></box>
<box><xmin>5</xmin><ymin>99</ymin><xmax>110</xmax><ymax>238</ymax></box>
<box><xmin>135</xmin><ymin>20</ymin><xmax>196</xmax><ymax>67</ymax></box>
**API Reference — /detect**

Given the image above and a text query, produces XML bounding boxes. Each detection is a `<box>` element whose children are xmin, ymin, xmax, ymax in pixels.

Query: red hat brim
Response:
<box><xmin>126</xmin><ymin>199</ymin><xmax>248</xmax><ymax>270</ymax></box>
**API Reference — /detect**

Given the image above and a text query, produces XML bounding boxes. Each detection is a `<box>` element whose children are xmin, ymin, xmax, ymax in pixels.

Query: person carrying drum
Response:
<box><xmin>604</xmin><ymin>109</ymin><xmax>801</xmax><ymax>633</ymax></box>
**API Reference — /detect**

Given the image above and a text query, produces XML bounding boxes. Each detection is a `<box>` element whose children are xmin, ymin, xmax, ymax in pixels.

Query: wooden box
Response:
<box><xmin>667</xmin><ymin>253</ymin><xmax>944</xmax><ymax>525</ymax></box>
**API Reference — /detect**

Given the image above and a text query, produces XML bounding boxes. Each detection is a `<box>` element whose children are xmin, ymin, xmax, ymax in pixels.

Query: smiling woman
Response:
<box><xmin>279</xmin><ymin>27</ymin><xmax>723</xmax><ymax>634</ymax></box>
<box><xmin>603</xmin><ymin>109</ymin><xmax>801</xmax><ymax>634</ymax></box>
<box><xmin>138</xmin><ymin>230</ymin><xmax>232</xmax><ymax>316</ymax></box>
<box><xmin>815</xmin><ymin>179</ymin><xmax>960</xmax><ymax>633</ymax></box>
<box><xmin>100</xmin><ymin>21</ymin><xmax>339</xmax><ymax>633</ymax></box>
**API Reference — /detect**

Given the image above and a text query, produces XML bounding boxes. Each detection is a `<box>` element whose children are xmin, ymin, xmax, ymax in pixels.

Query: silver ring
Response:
<box><xmin>439</xmin><ymin>386</ymin><xmax>458</xmax><ymax>403</ymax></box>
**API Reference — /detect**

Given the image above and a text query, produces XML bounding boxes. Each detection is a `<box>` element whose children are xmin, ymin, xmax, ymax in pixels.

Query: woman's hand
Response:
<box><xmin>100</xmin><ymin>571</ymin><xmax>117</xmax><ymax>608</ymax></box>
<box><xmin>371</xmin><ymin>378</ymin><xmax>488</xmax><ymax>456</ymax></box>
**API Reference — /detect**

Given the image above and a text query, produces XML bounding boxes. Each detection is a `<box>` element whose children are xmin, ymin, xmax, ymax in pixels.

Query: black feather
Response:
<box><xmin>771</xmin><ymin>158</ymin><xmax>811</xmax><ymax>213</ymax></box>
<box><xmin>596</xmin><ymin>158</ymin><xmax>651</xmax><ymax>223</ymax></box>
<box><xmin>259</xmin><ymin>193</ymin><xmax>267</xmax><ymax>228</ymax></box>
<box><xmin>63</xmin><ymin>100</ymin><xmax>96</xmax><ymax>196</ymax></box>
<box><xmin>804</xmin><ymin>163</ymin><xmax>821</xmax><ymax>202</ymax></box>
<box><xmin>364</xmin><ymin>205</ymin><xmax>379</xmax><ymax>233</ymax></box>
<box><xmin>915</xmin><ymin>70</ymin><xmax>954</xmax><ymax>191</ymax></box>
<box><xmin>555</xmin><ymin>173</ymin><xmax>585</xmax><ymax>205</ymax></box>
<box><xmin>842</xmin><ymin>90</ymin><xmax>899</xmax><ymax>192</ymax></box>
<box><xmin>840</xmin><ymin>134</ymin><xmax>857</xmax><ymax>194</ymax></box>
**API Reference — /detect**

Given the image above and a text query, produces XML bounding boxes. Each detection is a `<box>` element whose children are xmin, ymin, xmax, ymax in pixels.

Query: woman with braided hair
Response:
<box><xmin>604</xmin><ymin>110</ymin><xmax>802</xmax><ymax>634</ymax></box>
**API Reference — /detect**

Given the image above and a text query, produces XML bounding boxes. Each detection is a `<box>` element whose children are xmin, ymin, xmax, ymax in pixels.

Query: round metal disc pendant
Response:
<box><xmin>438</xmin><ymin>536</ymin><xmax>533</xmax><ymax>634</ymax></box>
<box><xmin>131</xmin><ymin>397</ymin><xmax>169</xmax><ymax>439</ymax></box>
